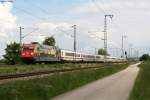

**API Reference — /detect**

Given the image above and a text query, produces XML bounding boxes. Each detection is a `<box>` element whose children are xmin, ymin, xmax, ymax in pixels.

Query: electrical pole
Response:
<box><xmin>121</xmin><ymin>35</ymin><xmax>127</xmax><ymax>58</ymax></box>
<box><xmin>95</xmin><ymin>48</ymin><xmax>97</xmax><ymax>55</ymax></box>
<box><xmin>128</xmin><ymin>44</ymin><xmax>132</xmax><ymax>58</ymax></box>
<box><xmin>121</xmin><ymin>36</ymin><xmax>123</xmax><ymax>58</ymax></box>
<box><xmin>19</xmin><ymin>26</ymin><xmax>24</xmax><ymax>46</ymax></box>
<box><xmin>72</xmin><ymin>25</ymin><xmax>76</xmax><ymax>61</ymax></box>
<box><xmin>104</xmin><ymin>15</ymin><xmax>113</xmax><ymax>62</ymax></box>
<box><xmin>136</xmin><ymin>50</ymin><xmax>139</xmax><ymax>58</ymax></box>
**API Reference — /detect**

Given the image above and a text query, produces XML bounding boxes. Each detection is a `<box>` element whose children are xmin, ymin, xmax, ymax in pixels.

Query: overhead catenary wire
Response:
<box><xmin>91</xmin><ymin>0</ymin><xmax>106</xmax><ymax>15</ymax></box>
<box><xmin>55</xmin><ymin>27</ymin><xmax>73</xmax><ymax>38</ymax></box>
<box><xmin>12</xmin><ymin>0</ymin><xmax>44</xmax><ymax>19</ymax></box>
<box><xmin>22</xmin><ymin>28</ymin><xmax>40</xmax><ymax>38</ymax></box>
<box><xmin>13</xmin><ymin>6</ymin><xmax>49</xmax><ymax>22</ymax></box>
<box><xmin>22</xmin><ymin>0</ymin><xmax>51</xmax><ymax>16</ymax></box>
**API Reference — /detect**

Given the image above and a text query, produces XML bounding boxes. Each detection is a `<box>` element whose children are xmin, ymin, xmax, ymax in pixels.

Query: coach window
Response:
<box><xmin>76</xmin><ymin>54</ymin><xmax>80</xmax><ymax>57</ymax></box>
<box><xmin>37</xmin><ymin>47</ymin><xmax>40</xmax><ymax>52</ymax></box>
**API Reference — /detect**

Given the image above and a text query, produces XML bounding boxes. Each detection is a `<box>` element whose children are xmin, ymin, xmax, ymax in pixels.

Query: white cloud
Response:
<box><xmin>0</xmin><ymin>3</ymin><xmax>17</xmax><ymax>37</ymax></box>
<box><xmin>0</xmin><ymin>2</ymin><xmax>17</xmax><ymax>57</ymax></box>
<box><xmin>36</xmin><ymin>22</ymin><xmax>71</xmax><ymax>34</ymax></box>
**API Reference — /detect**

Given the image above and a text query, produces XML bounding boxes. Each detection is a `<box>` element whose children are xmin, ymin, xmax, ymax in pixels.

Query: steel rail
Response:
<box><xmin>0</xmin><ymin>66</ymin><xmax>103</xmax><ymax>80</ymax></box>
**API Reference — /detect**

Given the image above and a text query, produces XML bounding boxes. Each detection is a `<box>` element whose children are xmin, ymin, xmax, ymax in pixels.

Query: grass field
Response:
<box><xmin>0</xmin><ymin>64</ymin><xmax>127</xmax><ymax>100</ymax></box>
<box><xmin>129</xmin><ymin>61</ymin><xmax>150</xmax><ymax>100</ymax></box>
<box><xmin>0</xmin><ymin>63</ymin><xmax>104</xmax><ymax>75</ymax></box>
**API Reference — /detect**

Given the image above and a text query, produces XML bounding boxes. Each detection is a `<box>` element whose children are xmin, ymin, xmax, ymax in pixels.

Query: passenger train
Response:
<box><xmin>21</xmin><ymin>42</ymin><xmax>126</xmax><ymax>63</ymax></box>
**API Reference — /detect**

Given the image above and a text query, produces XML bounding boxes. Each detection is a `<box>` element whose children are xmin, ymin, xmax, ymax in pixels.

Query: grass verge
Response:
<box><xmin>0</xmin><ymin>63</ymin><xmax>103</xmax><ymax>75</ymax></box>
<box><xmin>0</xmin><ymin>64</ymin><xmax>127</xmax><ymax>100</ymax></box>
<box><xmin>129</xmin><ymin>61</ymin><xmax>150</xmax><ymax>100</ymax></box>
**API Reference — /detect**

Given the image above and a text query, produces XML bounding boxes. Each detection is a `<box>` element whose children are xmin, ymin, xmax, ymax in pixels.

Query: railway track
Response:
<box><xmin>0</xmin><ymin>66</ymin><xmax>102</xmax><ymax>80</ymax></box>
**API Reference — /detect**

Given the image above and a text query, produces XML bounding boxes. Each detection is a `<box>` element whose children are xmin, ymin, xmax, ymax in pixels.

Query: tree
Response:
<box><xmin>140</xmin><ymin>54</ymin><xmax>150</xmax><ymax>61</ymax></box>
<box><xmin>98</xmin><ymin>48</ymin><xmax>108</xmax><ymax>55</ymax></box>
<box><xmin>42</xmin><ymin>36</ymin><xmax>55</xmax><ymax>46</ymax></box>
<box><xmin>3</xmin><ymin>42</ymin><xmax>21</xmax><ymax>64</ymax></box>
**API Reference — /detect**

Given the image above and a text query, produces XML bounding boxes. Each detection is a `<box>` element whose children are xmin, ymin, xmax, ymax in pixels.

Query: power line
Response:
<box><xmin>56</xmin><ymin>27</ymin><xmax>73</xmax><ymax>38</ymax></box>
<box><xmin>13</xmin><ymin>6</ymin><xmax>49</xmax><ymax>22</ymax></box>
<box><xmin>22</xmin><ymin>0</ymin><xmax>51</xmax><ymax>16</ymax></box>
<box><xmin>91</xmin><ymin>0</ymin><xmax>106</xmax><ymax>15</ymax></box>
<box><xmin>22</xmin><ymin>28</ymin><xmax>40</xmax><ymax>38</ymax></box>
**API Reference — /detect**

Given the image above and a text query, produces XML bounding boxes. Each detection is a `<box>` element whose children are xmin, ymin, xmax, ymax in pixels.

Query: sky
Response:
<box><xmin>0</xmin><ymin>0</ymin><xmax>150</xmax><ymax>58</ymax></box>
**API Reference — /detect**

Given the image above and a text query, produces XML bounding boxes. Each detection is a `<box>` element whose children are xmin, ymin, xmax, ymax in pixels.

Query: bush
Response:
<box><xmin>0</xmin><ymin>59</ymin><xmax>6</xmax><ymax>64</ymax></box>
<box><xmin>140</xmin><ymin>54</ymin><xmax>150</xmax><ymax>61</ymax></box>
<box><xmin>3</xmin><ymin>42</ymin><xmax>21</xmax><ymax>65</ymax></box>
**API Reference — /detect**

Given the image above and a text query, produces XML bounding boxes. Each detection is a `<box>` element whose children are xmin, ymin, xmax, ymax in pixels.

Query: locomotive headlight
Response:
<box><xmin>22</xmin><ymin>53</ymin><xmax>25</xmax><ymax>56</ymax></box>
<box><xmin>30</xmin><ymin>52</ymin><xmax>34</xmax><ymax>56</ymax></box>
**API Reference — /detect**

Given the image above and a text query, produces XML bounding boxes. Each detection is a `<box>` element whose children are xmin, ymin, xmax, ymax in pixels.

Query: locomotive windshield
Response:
<box><xmin>23</xmin><ymin>47</ymin><xmax>34</xmax><ymax>51</ymax></box>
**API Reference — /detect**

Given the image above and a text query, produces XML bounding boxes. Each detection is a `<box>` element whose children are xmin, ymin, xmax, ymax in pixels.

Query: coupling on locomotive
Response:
<box><xmin>21</xmin><ymin>42</ymin><xmax>126</xmax><ymax>63</ymax></box>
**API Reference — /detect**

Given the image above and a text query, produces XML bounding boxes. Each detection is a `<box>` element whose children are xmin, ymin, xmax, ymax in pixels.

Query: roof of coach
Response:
<box><xmin>61</xmin><ymin>49</ymin><xmax>81</xmax><ymax>54</ymax></box>
<box><xmin>39</xmin><ymin>45</ymin><xmax>58</xmax><ymax>49</ymax></box>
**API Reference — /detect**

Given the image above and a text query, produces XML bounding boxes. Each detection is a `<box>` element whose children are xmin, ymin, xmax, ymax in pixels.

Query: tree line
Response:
<box><xmin>139</xmin><ymin>54</ymin><xmax>150</xmax><ymax>61</ymax></box>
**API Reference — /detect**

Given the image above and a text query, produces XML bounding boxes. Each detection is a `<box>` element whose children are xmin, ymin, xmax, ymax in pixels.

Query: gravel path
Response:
<box><xmin>53</xmin><ymin>63</ymin><xmax>140</xmax><ymax>100</ymax></box>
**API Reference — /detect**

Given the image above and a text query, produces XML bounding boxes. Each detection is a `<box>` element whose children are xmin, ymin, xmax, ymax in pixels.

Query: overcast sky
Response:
<box><xmin>0</xmin><ymin>0</ymin><xmax>150</xmax><ymax>58</ymax></box>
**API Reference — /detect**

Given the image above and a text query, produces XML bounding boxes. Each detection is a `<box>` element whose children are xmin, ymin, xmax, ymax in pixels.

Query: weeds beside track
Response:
<box><xmin>0</xmin><ymin>66</ymin><xmax>102</xmax><ymax>80</ymax></box>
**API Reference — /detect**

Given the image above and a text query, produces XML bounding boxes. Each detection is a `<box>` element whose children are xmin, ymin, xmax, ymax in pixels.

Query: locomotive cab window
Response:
<box><xmin>23</xmin><ymin>47</ymin><xmax>34</xmax><ymax>51</ymax></box>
